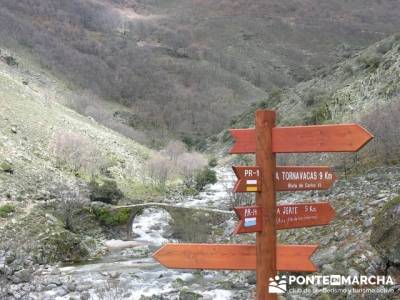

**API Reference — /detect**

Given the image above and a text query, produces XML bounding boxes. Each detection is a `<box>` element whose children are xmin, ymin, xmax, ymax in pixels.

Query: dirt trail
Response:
<box><xmin>87</xmin><ymin>0</ymin><xmax>164</xmax><ymax>21</ymax></box>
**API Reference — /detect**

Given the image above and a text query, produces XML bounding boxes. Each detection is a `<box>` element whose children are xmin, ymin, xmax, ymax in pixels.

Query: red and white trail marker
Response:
<box><xmin>232</xmin><ymin>166</ymin><xmax>262</xmax><ymax>192</ymax></box>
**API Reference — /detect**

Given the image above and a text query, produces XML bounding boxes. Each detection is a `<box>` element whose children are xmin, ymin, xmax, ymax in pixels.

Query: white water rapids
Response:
<box><xmin>43</xmin><ymin>167</ymin><xmax>244</xmax><ymax>300</ymax></box>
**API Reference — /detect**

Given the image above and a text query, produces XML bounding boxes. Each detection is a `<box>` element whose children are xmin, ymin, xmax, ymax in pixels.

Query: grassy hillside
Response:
<box><xmin>0</xmin><ymin>48</ymin><xmax>153</xmax><ymax>205</ymax></box>
<box><xmin>1</xmin><ymin>0</ymin><xmax>400</xmax><ymax>143</ymax></box>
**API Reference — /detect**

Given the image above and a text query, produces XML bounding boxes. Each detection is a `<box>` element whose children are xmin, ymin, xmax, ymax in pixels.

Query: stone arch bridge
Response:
<box><xmin>110</xmin><ymin>203</ymin><xmax>234</xmax><ymax>240</ymax></box>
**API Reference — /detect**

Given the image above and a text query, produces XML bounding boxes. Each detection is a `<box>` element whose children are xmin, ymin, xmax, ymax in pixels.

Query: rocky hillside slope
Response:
<box><xmin>214</xmin><ymin>34</ymin><xmax>400</xmax><ymax>167</ymax></box>
<box><xmin>0</xmin><ymin>48</ymin><xmax>151</xmax><ymax>203</ymax></box>
<box><xmin>228</xmin><ymin>34</ymin><xmax>400</xmax><ymax>127</ymax></box>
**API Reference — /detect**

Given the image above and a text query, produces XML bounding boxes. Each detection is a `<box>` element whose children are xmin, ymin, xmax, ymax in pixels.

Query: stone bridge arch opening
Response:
<box><xmin>113</xmin><ymin>203</ymin><xmax>233</xmax><ymax>242</ymax></box>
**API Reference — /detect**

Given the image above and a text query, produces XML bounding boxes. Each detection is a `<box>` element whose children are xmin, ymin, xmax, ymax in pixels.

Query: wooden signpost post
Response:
<box><xmin>153</xmin><ymin>110</ymin><xmax>373</xmax><ymax>300</ymax></box>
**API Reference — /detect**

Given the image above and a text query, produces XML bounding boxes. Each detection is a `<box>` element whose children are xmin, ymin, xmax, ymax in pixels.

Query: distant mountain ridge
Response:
<box><xmin>1</xmin><ymin>0</ymin><xmax>400</xmax><ymax>142</ymax></box>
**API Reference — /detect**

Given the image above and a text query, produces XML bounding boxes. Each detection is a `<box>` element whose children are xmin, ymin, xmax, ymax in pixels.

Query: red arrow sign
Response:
<box><xmin>233</xmin><ymin>166</ymin><xmax>337</xmax><ymax>192</ymax></box>
<box><xmin>276</xmin><ymin>202</ymin><xmax>335</xmax><ymax>230</ymax></box>
<box><xmin>232</xmin><ymin>166</ymin><xmax>262</xmax><ymax>192</ymax></box>
<box><xmin>153</xmin><ymin>243</ymin><xmax>318</xmax><ymax>272</ymax></box>
<box><xmin>275</xmin><ymin>166</ymin><xmax>337</xmax><ymax>191</ymax></box>
<box><xmin>234</xmin><ymin>202</ymin><xmax>335</xmax><ymax>233</ymax></box>
<box><xmin>229</xmin><ymin>124</ymin><xmax>373</xmax><ymax>154</ymax></box>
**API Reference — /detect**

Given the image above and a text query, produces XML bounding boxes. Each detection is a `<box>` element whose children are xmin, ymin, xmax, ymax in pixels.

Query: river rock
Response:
<box><xmin>45</xmin><ymin>283</ymin><xmax>58</xmax><ymax>290</ymax></box>
<box><xmin>109</xmin><ymin>271</ymin><xmax>120</xmax><ymax>278</ymax></box>
<box><xmin>80</xmin><ymin>292</ymin><xmax>91</xmax><ymax>300</ymax></box>
<box><xmin>66</xmin><ymin>281</ymin><xmax>77</xmax><ymax>292</ymax></box>
<box><xmin>50</xmin><ymin>267</ymin><xmax>61</xmax><ymax>275</ymax></box>
<box><xmin>179</xmin><ymin>289</ymin><xmax>203</xmax><ymax>300</ymax></box>
<box><xmin>312</xmin><ymin>246</ymin><xmax>338</xmax><ymax>267</ymax></box>
<box><xmin>321</xmin><ymin>264</ymin><xmax>335</xmax><ymax>275</ymax></box>
<box><xmin>370</xmin><ymin>196</ymin><xmax>400</xmax><ymax>264</ymax></box>
<box><xmin>104</xmin><ymin>240</ymin><xmax>139</xmax><ymax>250</ymax></box>
<box><xmin>13</xmin><ymin>268</ymin><xmax>31</xmax><ymax>282</ymax></box>
<box><xmin>348</xmin><ymin>268</ymin><xmax>359</xmax><ymax>277</ymax></box>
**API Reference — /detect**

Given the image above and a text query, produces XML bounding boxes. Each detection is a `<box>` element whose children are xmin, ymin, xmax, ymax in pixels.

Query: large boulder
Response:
<box><xmin>370</xmin><ymin>196</ymin><xmax>400</xmax><ymax>264</ymax></box>
<box><xmin>39</xmin><ymin>229</ymin><xmax>89</xmax><ymax>263</ymax></box>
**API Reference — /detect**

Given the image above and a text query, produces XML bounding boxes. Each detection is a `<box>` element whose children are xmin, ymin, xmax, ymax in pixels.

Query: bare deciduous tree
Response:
<box><xmin>177</xmin><ymin>152</ymin><xmax>207</xmax><ymax>188</ymax></box>
<box><xmin>164</xmin><ymin>140</ymin><xmax>187</xmax><ymax>163</ymax></box>
<box><xmin>49</xmin><ymin>130</ymin><xmax>103</xmax><ymax>175</ymax></box>
<box><xmin>146</xmin><ymin>154</ymin><xmax>174</xmax><ymax>188</ymax></box>
<box><xmin>55</xmin><ymin>185</ymin><xmax>88</xmax><ymax>232</ymax></box>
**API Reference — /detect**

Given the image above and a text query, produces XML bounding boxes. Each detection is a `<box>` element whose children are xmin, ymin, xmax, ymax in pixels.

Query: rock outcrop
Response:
<box><xmin>371</xmin><ymin>196</ymin><xmax>400</xmax><ymax>264</ymax></box>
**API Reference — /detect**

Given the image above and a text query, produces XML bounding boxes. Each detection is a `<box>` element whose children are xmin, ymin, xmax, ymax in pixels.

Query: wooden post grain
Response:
<box><xmin>255</xmin><ymin>110</ymin><xmax>277</xmax><ymax>300</ymax></box>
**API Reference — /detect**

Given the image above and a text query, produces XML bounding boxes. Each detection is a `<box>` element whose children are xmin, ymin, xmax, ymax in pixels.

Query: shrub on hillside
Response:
<box><xmin>177</xmin><ymin>152</ymin><xmax>207</xmax><ymax>190</ymax></box>
<box><xmin>89</xmin><ymin>178</ymin><xmax>123</xmax><ymax>205</ymax></box>
<box><xmin>195</xmin><ymin>167</ymin><xmax>217</xmax><ymax>191</ymax></box>
<box><xmin>93</xmin><ymin>207</ymin><xmax>131</xmax><ymax>226</ymax></box>
<box><xmin>4</xmin><ymin>56</ymin><xmax>17</xmax><ymax>66</ymax></box>
<box><xmin>208</xmin><ymin>157</ymin><xmax>218</xmax><ymax>167</ymax></box>
<box><xmin>0</xmin><ymin>204</ymin><xmax>15</xmax><ymax>218</ymax></box>
<box><xmin>357</xmin><ymin>53</ymin><xmax>382</xmax><ymax>70</ymax></box>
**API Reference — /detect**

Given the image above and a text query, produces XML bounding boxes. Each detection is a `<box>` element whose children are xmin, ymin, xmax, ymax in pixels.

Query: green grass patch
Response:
<box><xmin>93</xmin><ymin>207</ymin><xmax>131</xmax><ymax>226</ymax></box>
<box><xmin>0</xmin><ymin>204</ymin><xmax>15</xmax><ymax>217</ymax></box>
<box><xmin>119</xmin><ymin>180</ymin><xmax>163</xmax><ymax>203</ymax></box>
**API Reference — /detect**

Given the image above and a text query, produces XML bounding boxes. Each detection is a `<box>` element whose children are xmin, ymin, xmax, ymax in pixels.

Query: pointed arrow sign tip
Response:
<box><xmin>153</xmin><ymin>243</ymin><xmax>318</xmax><ymax>272</ymax></box>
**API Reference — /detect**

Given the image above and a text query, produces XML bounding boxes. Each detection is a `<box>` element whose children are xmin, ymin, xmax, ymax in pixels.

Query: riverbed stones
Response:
<box><xmin>80</xmin><ymin>292</ymin><xmax>91</xmax><ymax>300</ymax></box>
<box><xmin>13</xmin><ymin>268</ymin><xmax>31</xmax><ymax>283</ymax></box>
<box><xmin>179</xmin><ymin>289</ymin><xmax>203</xmax><ymax>300</ymax></box>
<box><xmin>109</xmin><ymin>271</ymin><xmax>120</xmax><ymax>278</ymax></box>
<box><xmin>65</xmin><ymin>281</ymin><xmax>77</xmax><ymax>292</ymax></box>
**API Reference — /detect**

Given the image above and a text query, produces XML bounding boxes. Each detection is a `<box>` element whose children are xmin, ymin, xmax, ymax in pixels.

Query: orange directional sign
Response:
<box><xmin>276</xmin><ymin>202</ymin><xmax>335</xmax><ymax>230</ymax></box>
<box><xmin>275</xmin><ymin>166</ymin><xmax>337</xmax><ymax>191</ymax></box>
<box><xmin>234</xmin><ymin>202</ymin><xmax>335</xmax><ymax>233</ymax></box>
<box><xmin>233</xmin><ymin>166</ymin><xmax>261</xmax><ymax>192</ymax></box>
<box><xmin>233</xmin><ymin>166</ymin><xmax>336</xmax><ymax>192</ymax></box>
<box><xmin>229</xmin><ymin>124</ymin><xmax>373</xmax><ymax>154</ymax></box>
<box><xmin>153</xmin><ymin>243</ymin><xmax>318</xmax><ymax>272</ymax></box>
<box><xmin>234</xmin><ymin>206</ymin><xmax>262</xmax><ymax>234</ymax></box>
